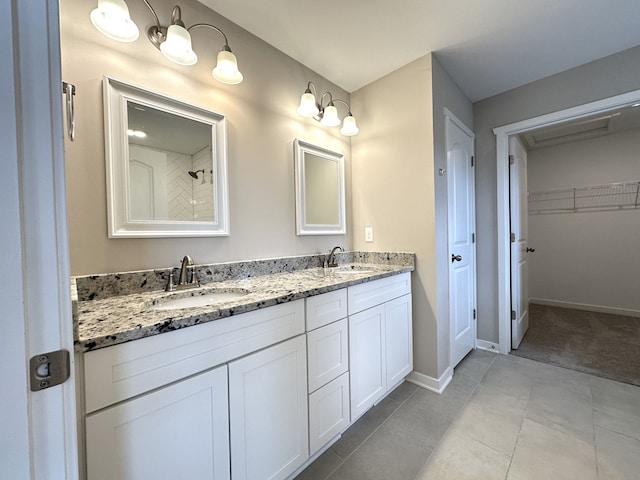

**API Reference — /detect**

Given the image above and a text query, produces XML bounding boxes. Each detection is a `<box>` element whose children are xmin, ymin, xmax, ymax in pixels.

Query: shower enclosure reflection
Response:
<box><xmin>104</xmin><ymin>77</ymin><xmax>229</xmax><ymax>237</ymax></box>
<box><xmin>127</xmin><ymin>101</ymin><xmax>214</xmax><ymax>222</ymax></box>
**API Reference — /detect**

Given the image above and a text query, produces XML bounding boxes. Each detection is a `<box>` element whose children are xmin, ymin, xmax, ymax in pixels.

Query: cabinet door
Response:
<box><xmin>86</xmin><ymin>365</ymin><xmax>229</xmax><ymax>480</ymax></box>
<box><xmin>385</xmin><ymin>294</ymin><xmax>413</xmax><ymax>388</ymax></box>
<box><xmin>349</xmin><ymin>304</ymin><xmax>386</xmax><ymax>420</ymax></box>
<box><xmin>307</xmin><ymin>318</ymin><xmax>349</xmax><ymax>392</ymax></box>
<box><xmin>229</xmin><ymin>335</ymin><xmax>308</xmax><ymax>480</ymax></box>
<box><xmin>308</xmin><ymin>372</ymin><xmax>350</xmax><ymax>454</ymax></box>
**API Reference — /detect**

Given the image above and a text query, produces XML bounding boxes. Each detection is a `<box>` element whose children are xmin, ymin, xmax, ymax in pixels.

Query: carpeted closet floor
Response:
<box><xmin>510</xmin><ymin>303</ymin><xmax>640</xmax><ymax>387</ymax></box>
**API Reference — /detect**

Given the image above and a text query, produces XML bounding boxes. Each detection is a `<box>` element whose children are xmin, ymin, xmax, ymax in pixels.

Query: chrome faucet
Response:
<box><xmin>165</xmin><ymin>255</ymin><xmax>199</xmax><ymax>292</ymax></box>
<box><xmin>327</xmin><ymin>246</ymin><xmax>344</xmax><ymax>268</ymax></box>
<box><xmin>178</xmin><ymin>255</ymin><xmax>194</xmax><ymax>285</ymax></box>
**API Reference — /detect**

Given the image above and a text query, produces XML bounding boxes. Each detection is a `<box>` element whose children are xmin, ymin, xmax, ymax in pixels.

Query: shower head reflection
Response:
<box><xmin>188</xmin><ymin>169</ymin><xmax>205</xmax><ymax>179</ymax></box>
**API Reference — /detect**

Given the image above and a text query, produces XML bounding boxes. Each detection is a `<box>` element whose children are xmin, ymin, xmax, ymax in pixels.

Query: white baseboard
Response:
<box><xmin>406</xmin><ymin>367</ymin><xmax>453</xmax><ymax>394</ymax></box>
<box><xmin>476</xmin><ymin>339</ymin><xmax>500</xmax><ymax>353</ymax></box>
<box><xmin>529</xmin><ymin>298</ymin><xmax>640</xmax><ymax>318</ymax></box>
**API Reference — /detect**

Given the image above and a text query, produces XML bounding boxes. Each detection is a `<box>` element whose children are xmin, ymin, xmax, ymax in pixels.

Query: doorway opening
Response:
<box><xmin>493</xmin><ymin>88</ymin><xmax>640</xmax><ymax>355</ymax></box>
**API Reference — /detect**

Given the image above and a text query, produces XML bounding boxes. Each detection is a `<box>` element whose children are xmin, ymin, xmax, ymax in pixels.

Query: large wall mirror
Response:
<box><xmin>103</xmin><ymin>76</ymin><xmax>229</xmax><ymax>237</ymax></box>
<box><xmin>294</xmin><ymin>139</ymin><xmax>346</xmax><ymax>235</ymax></box>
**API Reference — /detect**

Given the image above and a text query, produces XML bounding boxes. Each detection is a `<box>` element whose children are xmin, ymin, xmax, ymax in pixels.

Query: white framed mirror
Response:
<box><xmin>294</xmin><ymin>138</ymin><xmax>346</xmax><ymax>235</ymax></box>
<box><xmin>103</xmin><ymin>76</ymin><xmax>229</xmax><ymax>237</ymax></box>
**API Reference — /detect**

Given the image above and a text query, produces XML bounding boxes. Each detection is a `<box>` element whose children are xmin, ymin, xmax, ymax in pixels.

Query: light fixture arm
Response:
<box><xmin>142</xmin><ymin>0</ymin><xmax>163</xmax><ymax>31</ymax></box>
<box><xmin>305</xmin><ymin>81</ymin><xmax>317</xmax><ymax>98</ymax></box>
<box><xmin>188</xmin><ymin>23</ymin><xmax>230</xmax><ymax>49</ymax></box>
<box><xmin>143</xmin><ymin>0</ymin><xmax>172</xmax><ymax>49</ymax></box>
<box><xmin>319</xmin><ymin>91</ymin><xmax>334</xmax><ymax>108</ymax></box>
<box><xmin>331</xmin><ymin>98</ymin><xmax>353</xmax><ymax>115</ymax></box>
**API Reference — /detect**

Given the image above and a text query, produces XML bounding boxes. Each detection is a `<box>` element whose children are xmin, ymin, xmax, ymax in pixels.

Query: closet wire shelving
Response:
<box><xmin>528</xmin><ymin>181</ymin><xmax>640</xmax><ymax>214</ymax></box>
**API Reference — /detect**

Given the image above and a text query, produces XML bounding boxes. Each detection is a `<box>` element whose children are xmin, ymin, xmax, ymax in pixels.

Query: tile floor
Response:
<box><xmin>295</xmin><ymin>350</ymin><xmax>640</xmax><ymax>480</ymax></box>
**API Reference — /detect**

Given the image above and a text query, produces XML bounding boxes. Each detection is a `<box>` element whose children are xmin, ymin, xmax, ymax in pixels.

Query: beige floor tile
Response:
<box><xmin>595</xmin><ymin>426</ymin><xmax>640</xmax><ymax>480</ymax></box>
<box><xmin>416</xmin><ymin>426</ymin><xmax>510</xmax><ymax>480</ymax></box>
<box><xmin>507</xmin><ymin>419</ymin><xmax>597</xmax><ymax>480</ymax></box>
<box><xmin>452</xmin><ymin>384</ymin><xmax>526</xmax><ymax>456</ymax></box>
<box><xmin>591</xmin><ymin>376</ymin><xmax>640</xmax><ymax>441</ymax></box>
<box><xmin>525</xmin><ymin>378</ymin><xmax>594</xmax><ymax>443</ymax></box>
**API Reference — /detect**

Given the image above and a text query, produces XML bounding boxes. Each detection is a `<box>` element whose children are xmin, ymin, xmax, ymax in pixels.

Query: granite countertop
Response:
<box><xmin>76</xmin><ymin>262</ymin><xmax>413</xmax><ymax>352</ymax></box>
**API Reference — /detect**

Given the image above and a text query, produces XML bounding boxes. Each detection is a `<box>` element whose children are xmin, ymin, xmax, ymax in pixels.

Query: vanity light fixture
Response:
<box><xmin>90</xmin><ymin>0</ymin><xmax>243</xmax><ymax>84</ymax></box>
<box><xmin>297</xmin><ymin>81</ymin><xmax>359</xmax><ymax>136</ymax></box>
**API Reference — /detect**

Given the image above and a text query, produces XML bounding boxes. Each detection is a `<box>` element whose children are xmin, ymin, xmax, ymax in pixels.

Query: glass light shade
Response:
<box><xmin>212</xmin><ymin>50</ymin><xmax>244</xmax><ymax>84</ymax></box>
<box><xmin>320</xmin><ymin>105</ymin><xmax>340</xmax><ymax>127</ymax></box>
<box><xmin>90</xmin><ymin>0</ymin><xmax>139</xmax><ymax>42</ymax></box>
<box><xmin>160</xmin><ymin>24</ymin><xmax>198</xmax><ymax>65</ymax></box>
<box><xmin>297</xmin><ymin>92</ymin><xmax>319</xmax><ymax>118</ymax></box>
<box><xmin>340</xmin><ymin>114</ymin><xmax>359</xmax><ymax>136</ymax></box>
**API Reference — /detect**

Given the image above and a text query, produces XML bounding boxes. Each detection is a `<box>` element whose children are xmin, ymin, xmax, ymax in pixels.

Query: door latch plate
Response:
<box><xmin>30</xmin><ymin>349</ymin><xmax>70</xmax><ymax>391</ymax></box>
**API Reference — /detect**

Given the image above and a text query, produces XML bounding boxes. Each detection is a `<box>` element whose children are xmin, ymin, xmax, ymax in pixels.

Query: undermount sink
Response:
<box><xmin>331</xmin><ymin>265</ymin><xmax>376</xmax><ymax>275</ymax></box>
<box><xmin>150</xmin><ymin>288</ymin><xmax>250</xmax><ymax>310</ymax></box>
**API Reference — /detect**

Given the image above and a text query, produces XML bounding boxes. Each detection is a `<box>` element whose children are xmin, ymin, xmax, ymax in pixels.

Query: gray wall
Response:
<box><xmin>473</xmin><ymin>45</ymin><xmax>640</xmax><ymax>343</ymax></box>
<box><xmin>528</xmin><ymin>127</ymin><xmax>640</xmax><ymax>314</ymax></box>
<box><xmin>61</xmin><ymin>0</ymin><xmax>352</xmax><ymax>275</ymax></box>
<box><xmin>351</xmin><ymin>54</ymin><xmax>472</xmax><ymax>380</ymax></box>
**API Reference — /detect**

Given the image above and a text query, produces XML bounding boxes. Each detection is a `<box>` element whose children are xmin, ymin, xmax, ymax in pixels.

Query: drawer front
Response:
<box><xmin>306</xmin><ymin>289</ymin><xmax>348</xmax><ymax>331</ymax></box>
<box><xmin>84</xmin><ymin>300</ymin><xmax>305</xmax><ymax>413</ymax></box>
<box><xmin>306</xmin><ymin>318</ymin><xmax>349</xmax><ymax>393</ymax></box>
<box><xmin>308</xmin><ymin>372</ymin><xmax>350</xmax><ymax>454</ymax></box>
<box><xmin>347</xmin><ymin>272</ymin><xmax>411</xmax><ymax>314</ymax></box>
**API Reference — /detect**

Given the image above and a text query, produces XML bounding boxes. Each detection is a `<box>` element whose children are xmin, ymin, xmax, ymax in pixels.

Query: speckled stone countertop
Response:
<box><xmin>74</xmin><ymin>252</ymin><xmax>414</xmax><ymax>353</ymax></box>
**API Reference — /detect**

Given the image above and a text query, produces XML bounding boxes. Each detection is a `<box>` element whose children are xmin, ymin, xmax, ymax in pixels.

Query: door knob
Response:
<box><xmin>526</xmin><ymin>247</ymin><xmax>536</xmax><ymax>253</ymax></box>
<box><xmin>451</xmin><ymin>254</ymin><xmax>462</xmax><ymax>263</ymax></box>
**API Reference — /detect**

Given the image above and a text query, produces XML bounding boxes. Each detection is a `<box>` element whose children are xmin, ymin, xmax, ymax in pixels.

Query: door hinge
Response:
<box><xmin>510</xmin><ymin>233</ymin><xmax>515</xmax><ymax>242</ymax></box>
<box><xmin>30</xmin><ymin>349</ymin><xmax>70</xmax><ymax>391</ymax></box>
<box><xmin>472</xmin><ymin>233</ymin><xmax>475</xmax><ymax>243</ymax></box>
<box><xmin>473</xmin><ymin>309</ymin><xmax>477</xmax><ymax>320</ymax></box>
<box><xmin>509</xmin><ymin>154</ymin><xmax>515</xmax><ymax>165</ymax></box>
<box><xmin>471</xmin><ymin>155</ymin><xmax>475</xmax><ymax>167</ymax></box>
<box><xmin>511</xmin><ymin>310</ymin><xmax>516</xmax><ymax>320</ymax></box>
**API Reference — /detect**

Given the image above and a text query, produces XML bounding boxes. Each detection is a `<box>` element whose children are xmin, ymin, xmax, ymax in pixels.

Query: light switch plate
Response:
<box><xmin>364</xmin><ymin>226</ymin><xmax>374</xmax><ymax>243</ymax></box>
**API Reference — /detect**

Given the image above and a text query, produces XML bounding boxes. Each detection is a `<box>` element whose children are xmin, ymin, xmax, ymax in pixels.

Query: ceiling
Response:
<box><xmin>199</xmin><ymin>0</ymin><xmax>640</xmax><ymax>102</ymax></box>
<box><xmin>520</xmin><ymin>103</ymin><xmax>640</xmax><ymax>150</ymax></box>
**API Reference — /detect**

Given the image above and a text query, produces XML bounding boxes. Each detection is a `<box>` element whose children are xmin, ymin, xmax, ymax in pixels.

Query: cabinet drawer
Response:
<box><xmin>84</xmin><ymin>299</ymin><xmax>305</xmax><ymax>413</ymax></box>
<box><xmin>307</xmin><ymin>318</ymin><xmax>349</xmax><ymax>393</ymax></box>
<box><xmin>348</xmin><ymin>272</ymin><xmax>411</xmax><ymax>314</ymax></box>
<box><xmin>308</xmin><ymin>372</ymin><xmax>350</xmax><ymax>454</ymax></box>
<box><xmin>306</xmin><ymin>289</ymin><xmax>347</xmax><ymax>331</ymax></box>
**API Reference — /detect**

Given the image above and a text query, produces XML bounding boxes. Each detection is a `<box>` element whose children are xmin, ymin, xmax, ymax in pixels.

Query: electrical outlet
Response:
<box><xmin>364</xmin><ymin>226</ymin><xmax>374</xmax><ymax>242</ymax></box>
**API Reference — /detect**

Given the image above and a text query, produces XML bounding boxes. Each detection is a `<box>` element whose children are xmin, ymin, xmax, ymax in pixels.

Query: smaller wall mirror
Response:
<box><xmin>103</xmin><ymin>76</ymin><xmax>229</xmax><ymax>237</ymax></box>
<box><xmin>294</xmin><ymin>139</ymin><xmax>346</xmax><ymax>235</ymax></box>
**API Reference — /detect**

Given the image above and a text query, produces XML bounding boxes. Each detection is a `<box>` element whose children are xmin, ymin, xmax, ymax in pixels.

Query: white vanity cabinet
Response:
<box><xmin>305</xmin><ymin>289</ymin><xmax>351</xmax><ymax>454</ymax></box>
<box><xmin>82</xmin><ymin>300</ymin><xmax>305</xmax><ymax>480</ymax></box>
<box><xmin>348</xmin><ymin>273</ymin><xmax>412</xmax><ymax>420</ymax></box>
<box><xmin>229</xmin><ymin>334</ymin><xmax>309</xmax><ymax>480</ymax></box>
<box><xmin>79</xmin><ymin>271</ymin><xmax>413</xmax><ymax>480</ymax></box>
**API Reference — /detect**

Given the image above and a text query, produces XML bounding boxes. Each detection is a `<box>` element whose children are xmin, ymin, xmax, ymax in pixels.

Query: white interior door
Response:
<box><xmin>509</xmin><ymin>136</ymin><xmax>530</xmax><ymax>349</ymax></box>
<box><xmin>128</xmin><ymin>145</ymin><xmax>169</xmax><ymax>220</ymax></box>
<box><xmin>446</xmin><ymin>111</ymin><xmax>477</xmax><ymax>368</ymax></box>
<box><xmin>2</xmin><ymin>1</ymin><xmax>78</xmax><ymax>478</ymax></box>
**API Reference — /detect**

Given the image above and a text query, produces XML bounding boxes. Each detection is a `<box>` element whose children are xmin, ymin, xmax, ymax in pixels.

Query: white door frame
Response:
<box><xmin>1</xmin><ymin>1</ymin><xmax>78</xmax><ymax>478</ymax></box>
<box><xmin>493</xmin><ymin>88</ymin><xmax>640</xmax><ymax>354</ymax></box>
